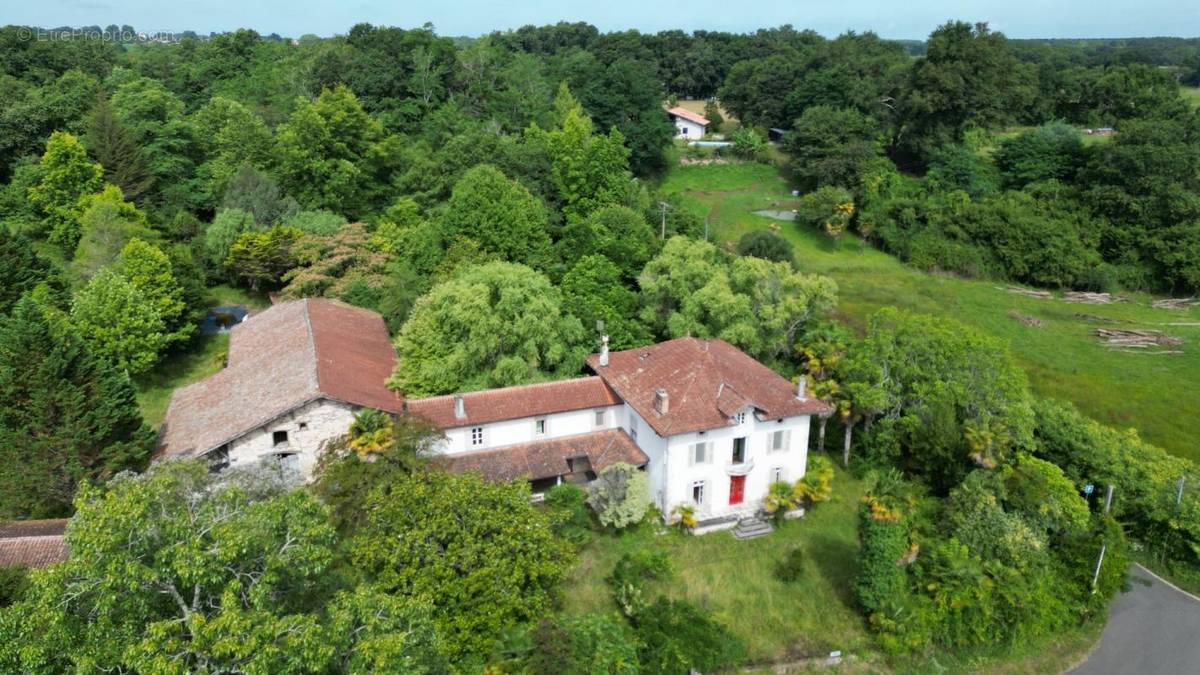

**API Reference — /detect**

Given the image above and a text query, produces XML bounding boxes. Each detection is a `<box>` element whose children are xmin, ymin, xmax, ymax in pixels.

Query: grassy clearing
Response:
<box><xmin>561</xmin><ymin>466</ymin><xmax>870</xmax><ymax>663</ymax></box>
<box><xmin>204</xmin><ymin>283</ymin><xmax>271</xmax><ymax>310</ymax></box>
<box><xmin>134</xmin><ymin>334</ymin><xmax>228</xmax><ymax>428</ymax></box>
<box><xmin>659</xmin><ymin>161</ymin><xmax>1200</xmax><ymax>462</ymax></box>
<box><xmin>1182</xmin><ymin>86</ymin><xmax>1200</xmax><ymax>109</ymax></box>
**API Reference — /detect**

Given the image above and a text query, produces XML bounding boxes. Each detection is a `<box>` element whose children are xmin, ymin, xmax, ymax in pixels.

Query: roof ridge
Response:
<box><xmin>408</xmin><ymin>376</ymin><xmax>605</xmax><ymax>403</ymax></box>
<box><xmin>301</xmin><ymin>298</ymin><xmax>322</xmax><ymax>396</ymax></box>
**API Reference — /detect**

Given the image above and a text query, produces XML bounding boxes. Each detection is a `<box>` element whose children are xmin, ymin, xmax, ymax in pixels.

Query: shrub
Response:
<box><xmin>736</xmin><ymin>229</ymin><xmax>793</xmax><ymax>263</ymax></box>
<box><xmin>587</xmin><ymin>463</ymin><xmax>651</xmax><ymax>529</ymax></box>
<box><xmin>545</xmin><ymin>483</ymin><xmax>593</xmax><ymax>545</ymax></box>
<box><xmin>775</xmin><ymin>547</ymin><xmax>805</xmax><ymax>582</ymax></box>
<box><xmin>632</xmin><ymin>598</ymin><xmax>747</xmax><ymax>675</ymax></box>
<box><xmin>729</xmin><ymin>128</ymin><xmax>769</xmax><ymax>162</ymax></box>
<box><xmin>0</xmin><ymin>566</ymin><xmax>29</xmax><ymax>608</ymax></box>
<box><xmin>855</xmin><ymin>503</ymin><xmax>909</xmax><ymax>613</ymax></box>
<box><xmin>763</xmin><ymin>481</ymin><xmax>799</xmax><ymax>526</ymax></box>
<box><xmin>527</xmin><ymin>614</ymin><xmax>640</xmax><ymax>675</ymax></box>
<box><xmin>607</xmin><ymin>550</ymin><xmax>673</xmax><ymax>617</ymax></box>
<box><xmin>796</xmin><ymin>454</ymin><xmax>835</xmax><ymax>506</ymax></box>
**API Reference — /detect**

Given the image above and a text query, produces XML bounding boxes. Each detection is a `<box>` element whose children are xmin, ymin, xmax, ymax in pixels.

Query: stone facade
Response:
<box><xmin>215</xmin><ymin>398</ymin><xmax>356</xmax><ymax>479</ymax></box>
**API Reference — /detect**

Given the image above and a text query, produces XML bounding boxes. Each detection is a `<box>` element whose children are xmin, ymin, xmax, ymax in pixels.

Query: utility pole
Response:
<box><xmin>704</xmin><ymin>216</ymin><xmax>709</xmax><ymax>241</ymax></box>
<box><xmin>1177</xmin><ymin>475</ymin><xmax>1187</xmax><ymax>507</ymax></box>
<box><xmin>1104</xmin><ymin>484</ymin><xmax>1114</xmax><ymax>513</ymax></box>
<box><xmin>658</xmin><ymin>201</ymin><xmax>669</xmax><ymax>240</ymax></box>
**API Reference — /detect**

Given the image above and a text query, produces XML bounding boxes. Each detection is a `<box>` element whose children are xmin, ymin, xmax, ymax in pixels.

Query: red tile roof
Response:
<box><xmin>434</xmin><ymin>429</ymin><xmax>647</xmax><ymax>482</ymax></box>
<box><xmin>0</xmin><ymin>519</ymin><xmax>68</xmax><ymax>568</ymax></box>
<box><xmin>667</xmin><ymin>106</ymin><xmax>710</xmax><ymax>126</ymax></box>
<box><xmin>157</xmin><ymin>299</ymin><xmax>402</xmax><ymax>459</ymax></box>
<box><xmin>406</xmin><ymin>377</ymin><xmax>621</xmax><ymax>428</ymax></box>
<box><xmin>587</xmin><ymin>337</ymin><xmax>832</xmax><ymax>437</ymax></box>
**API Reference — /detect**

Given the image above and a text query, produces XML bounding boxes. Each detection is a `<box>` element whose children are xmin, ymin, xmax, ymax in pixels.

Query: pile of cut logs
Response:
<box><xmin>1094</xmin><ymin>328</ymin><xmax>1183</xmax><ymax>352</ymax></box>
<box><xmin>1152</xmin><ymin>297</ymin><xmax>1197</xmax><ymax>310</ymax></box>
<box><xmin>1064</xmin><ymin>291</ymin><xmax>1126</xmax><ymax>304</ymax></box>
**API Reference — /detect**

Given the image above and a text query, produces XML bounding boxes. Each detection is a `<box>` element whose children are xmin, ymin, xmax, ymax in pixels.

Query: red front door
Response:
<box><xmin>729</xmin><ymin>475</ymin><xmax>745</xmax><ymax>505</ymax></box>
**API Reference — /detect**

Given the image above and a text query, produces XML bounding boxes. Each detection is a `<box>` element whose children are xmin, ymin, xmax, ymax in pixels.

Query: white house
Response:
<box><xmin>159</xmin><ymin>301</ymin><xmax>833</xmax><ymax>530</ymax></box>
<box><xmin>667</xmin><ymin>106</ymin><xmax>710</xmax><ymax>139</ymax></box>
<box><xmin>156</xmin><ymin>299</ymin><xmax>404</xmax><ymax>478</ymax></box>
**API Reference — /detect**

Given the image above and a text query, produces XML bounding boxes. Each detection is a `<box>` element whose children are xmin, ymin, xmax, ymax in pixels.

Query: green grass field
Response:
<box><xmin>1182</xmin><ymin>86</ymin><xmax>1200</xmax><ymax>109</ymax></box>
<box><xmin>659</xmin><ymin>162</ymin><xmax>1200</xmax><ymax>462</ymax></box>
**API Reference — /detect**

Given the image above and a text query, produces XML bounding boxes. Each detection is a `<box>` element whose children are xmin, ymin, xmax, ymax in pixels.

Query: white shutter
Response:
<box><xmin>688</xmin><ymin>443</ymin><xmax>696</xmax><ymax>466</ymax></box>
<box><xmin>783</xmin><ymin>430</ymin><xmax>792</xmax><ymax>453</ymax></box>
<box><xmin>705</xmin><ymin>442</ymin><xmax>713</xmax><ymax>464</ymax></box>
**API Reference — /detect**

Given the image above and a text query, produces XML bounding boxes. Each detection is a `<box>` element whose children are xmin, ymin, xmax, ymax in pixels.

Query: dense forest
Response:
<box><xmin>2</xmin><ymin>19</ymin><xmax>1200</xmax><ymax>673</ymax></box>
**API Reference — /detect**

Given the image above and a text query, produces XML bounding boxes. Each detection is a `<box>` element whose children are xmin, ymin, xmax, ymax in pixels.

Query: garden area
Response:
<box><xmin>658</xmin><ymin>161</ymin><xmax>1200</xmax><ymax>463</ymax></box>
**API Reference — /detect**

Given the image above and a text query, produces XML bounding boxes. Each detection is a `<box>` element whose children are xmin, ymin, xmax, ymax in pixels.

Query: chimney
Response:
<box><xmin>453</xmin><ymin>395</ymin><xmax>465</xmax><ymax>419</ymax></box>
<box><xmin>654</xmin><ymin>388</ymin><xmax>669</xmax><ymax>416</ymax></box>
<box><xmin>796</xmin><ymin>375</ymin><xmax>808</xmax><ymax>401</ymax></box>
<box><xmin>599</xmin><ymin>335</ymin><xmax>609</xmax><ymax>367</ymax></box>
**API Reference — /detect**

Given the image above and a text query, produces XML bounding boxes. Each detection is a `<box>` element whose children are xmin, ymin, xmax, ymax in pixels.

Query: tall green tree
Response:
<box><xmin>0</xmin><ymin>296</ymin><xmax>151</xmax><ymax>518</ymax></box>
<box><xmin>388</xmin><ymin>261</ymin><xmax>587</xmax><ymax>396</ymax></box>
<box><xmin>116</xmin><ymin>238</ymin><xmax>192</xmax><ymax>344</ymax></box>
<box><xmin>0</xmin><ymin>229</ymin><xmax>55</xmax><ymax>315</ymax></box>
<box><xmin>71</xmin><ymin>184</ymin><xmax>155</xmax><ymax>279</ymax></box>
<box><xmin>84</xmin><ymin>93</ymin><xmax>154</xmax><ymax>204</ymax></box>
<box><xmin>71</xmin><ymin>268</ymin><xmax>169</xmax><ymax>375</ymax></box>
<box><xmin>351</xmin><ymin>470</ymin><xmax>573</xmax><ymax>661</ymax></box>
<box><xmin>561</xmin><ymin>254</ymin><xmax>651</xmax><ymax>350</ymax></box>
<box><xmin>786</xmin><ymin>106</ymin><xmax>885</xmax><ymax>192</ymax></box>
<box><xmin>27</xmin><ymin>131</ymin><xmax>103</xmax><ymax>249</ymax></box>
<box><xmin>439</xmin><ymin>164</ymin><xmax>552</xmax><ymax>268</ymax></box>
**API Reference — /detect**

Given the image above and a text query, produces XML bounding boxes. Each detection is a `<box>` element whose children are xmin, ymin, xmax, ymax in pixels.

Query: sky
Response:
<box><xmin>8</xmin><ymin>0</ymin><xmax>1200</xmax><ymax>40</ymax></box>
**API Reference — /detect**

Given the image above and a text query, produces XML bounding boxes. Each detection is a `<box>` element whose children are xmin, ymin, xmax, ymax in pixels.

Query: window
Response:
<box><xmin>690</xmin><ymin>442</ymin><xmax>711</xmax><ymax>466</ymax></box>
<box><xmin>732</xmin><ymin>437</ymin><xmax>746</xmax><ymax>464</ymax></box>
<box><xmin>629</xmin><ymin>416</ymin><xmax>638</xmax><ymax>440</ymax></box>
<box><xmin>770</xmin><ymin>430</ymin><xmax>790</xmax><ymax>453</ymax></box>
<box><xmin>534</xmin><ymin>418</ymin><xmax>546</xmax><ymax>436</ymax></box>
<box><xmin>681</xmin><ymin>126</ymin><xmax>688</xmax><ymax>136</ymax></box>
<box><xmin>594</xmin><ymin>409</ymin><xmax>606</xmax><ymax>427</ymax></box>
<box><xmin>272</xmin><ymin>430</ymin><xmax>288</xmax><ymax>446</ymax></box>
<box><xmin>771</xmin><ymin>467</ymin><xmax>785</xmax><ymax>484</ymax></box>
<box><xmin>734</xmin><ymin>411</ymin><xmax>746</xmax><ymax>425</ymax></box>
<box><xmin>691</xmin><ymin>480</ymin><xmax>706</xmax><ymax>505</ymax></box>
<box><xmin>298</xmin><ymin>422</ymin><xmax>308</xmax><ymax>431</ymax></box>
<box><xmin>470</xmin><ymin>427</ymin><xmax>484</xmax><ymax>447</ymax></box>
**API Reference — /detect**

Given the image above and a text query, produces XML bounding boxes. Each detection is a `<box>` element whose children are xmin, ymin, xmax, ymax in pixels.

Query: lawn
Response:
<box><xmin>1182</xmin><ymin>86</ymin><xmax>1200</xmax><ymax>109</ymax></box>
<box><xmin>659</xmin><ymin>161</ymin><xmax>1200</xmax><ymax>462</ymax></box>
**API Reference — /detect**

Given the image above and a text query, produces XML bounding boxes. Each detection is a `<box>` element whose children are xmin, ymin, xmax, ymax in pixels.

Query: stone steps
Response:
<box><xmin>731</xmin><ymin>517</ymin><xmax>774</xmax><ymax>540</ymax></box>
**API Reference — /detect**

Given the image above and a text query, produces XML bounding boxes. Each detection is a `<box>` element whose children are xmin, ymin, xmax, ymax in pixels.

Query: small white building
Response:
<box><xmin>155</xmin><ymin>299</ymin><xmax>404</xmax><ymax>478</ymax></box>
<box><xmin>667</xmin><ymin>106</ymin><xmax>710</xmax><ymax>139</ymax></box>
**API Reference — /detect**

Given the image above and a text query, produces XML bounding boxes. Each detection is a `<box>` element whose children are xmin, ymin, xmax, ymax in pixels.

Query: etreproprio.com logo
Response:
<box><xmin>16</xmin><ymin>27</ymin><xmax>193</xmax><ymax>42</ymax></box>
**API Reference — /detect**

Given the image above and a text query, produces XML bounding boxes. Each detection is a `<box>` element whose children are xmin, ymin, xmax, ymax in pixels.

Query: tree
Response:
<box><xmin>561</xmin><ymin>255</ymin><xmax>652</xmax><ymax>350</ymax></box>
<box><xmin>192</xmin><ymin>97</ymin><xmax>275</xmax><ymax>205</ymax></box>
<box><xmin>388</xmin><ymin>262</ymin><xmax>588</xmax><ymax>396</ymax></box>
<box><xmin>116</xmin><ymin>238</ymin><xmax>192</xmax><ymax>344</ymax></box>
<box><xmin>925</xmin><ymin>144</ymin><xmax>999</xmax><ymax>198</ymax></box>
<box><xmin>220</xmin><ymin>163</ymin><xmax>299</xmax><ymax>226</ymax></box>
<box><xmin>71</xmin><ymin>184</ymin><xmax>155</xmax><ymax>279</ymax></box>
<box><xmin>225</xmin><ymin>225</ymin><xmax>301</xmax><ymax>290</ymax></box>
<box><xmin>994</xmin><ymin>122</ymin><xmax>1086</xmax><ymax>188</ymax></box>
<box><xmin>108</xmin><ymin>75</ymin><xmax>198</xmax><ymax>212</ymax></box>
<box><xmin>554</xmin><ymin>204</ymin><xmax>657</xmax><ymax>279</ymax></box>
<box><xmin>632</xmin><ymin>598</ymin><xmax>747</xmax><ymax>675</ymax></box>
<box><xmin>203</xmin><ymin>208</ymin><xmax>259</xmax><ymax>273</ymax></box>
<box><xmin>736</xmin><ymin>229</ymin><xmax>794</xmax><ymax>264</ymax></box>
<box><xmin>71</xmin><ymin>268</ymin><xmax>169</xmax><ymax>375</ymax></box>
<box><xmin>796</xmin><ymin>186</ymin><xmax>855</xmax><ymax>239</ymax></box>
<box><xmin>0</xmin><ymin>461</ymin><xmax>444</xmax><ymax>673</ymax></box>
<box><xmin>439</xmin><ymin>164</ymin><xmax>552</xmax><ymax>268</ymax></box>
<box><xmin>785</xmin><ymin>106</ymin><xmax>883</xmax><ymax>192</ymax></box>
<box><xmin>0</xmin><ymin>296</ymin><xmax>151</xmax><ymax>518</ymax></box>
<box><xmin>350</xmin><ymin>470</ymin><xmax>573</xmax><ymax>660</ymax></box>
<box><xmin>573</xmin><ymin>58</ymin><xmax>674</xmax><ymax>175</ymax></box>
<box><xmin>27</xmin><ymin>131</ymin><xmax>103</xmax><ymax>249</ymax></box>
<box><xmin>586</xmin><ymin>463</ymin><xmax>651</xmax><ymax>529</ymax></box>
<box><xmin>528</xmin><ymin>84</ymin><xmax>632</xmax><ymax>222</ymax></box>
<box><xmin>0</xmin><ymin>229</ymin><xmax>54</xmax><ymax>315</ymax></box>
<box><xmin>85</xmin><ymin>93</ymin><xmax>154</xmax><ymax>204</ymax></box>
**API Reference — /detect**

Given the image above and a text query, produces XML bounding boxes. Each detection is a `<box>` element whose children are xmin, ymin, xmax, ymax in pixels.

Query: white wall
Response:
<box><xmin>224</xmin><ymin>398</ymin><xmax>355</xmax><ymax>479</ymax></box>
<box><xmin>660</xmin><ymin>409</ymin><xmax>811</xmax><ymax>521</ymax></box>
<box><xmin>438</xmin><ymin>404</ymin><xmax>625</xmax><ymax>455</ymax></box>
<box><xmin>673</xmin><ymin>117</ymin><xmax>706</xmax><ymax>139</ymax></box>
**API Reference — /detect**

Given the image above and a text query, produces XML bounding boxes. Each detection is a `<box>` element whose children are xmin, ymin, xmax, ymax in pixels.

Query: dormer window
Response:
<box><xmin>734</xmin><ymin>411</ymin><xmax>746</xmax><ymax>425</ymax></box>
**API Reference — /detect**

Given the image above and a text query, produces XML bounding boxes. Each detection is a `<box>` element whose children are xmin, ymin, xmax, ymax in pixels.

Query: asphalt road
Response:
<box><xmin>1070</xmin><ymin>564</ymin><xmax>1200</xmax><ymax>675</ymax></box>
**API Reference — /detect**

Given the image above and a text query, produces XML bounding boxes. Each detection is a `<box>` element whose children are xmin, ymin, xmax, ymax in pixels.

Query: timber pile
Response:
<box><xmin>1002</xmin><ymin>286</ymin><xmax>1052</xmax><ymax>299</ymax></box>
<box><xmin>1008</xmin><ymin>311</ymin><xmax>1044</xmax><ymax>328</ymax></box>
<box><xmin>1094</xmin><ymin>328</ymin><xmax>1183</xmax><ymax>350</ymax></box>
<box><xmin>1153</xmin><ymin>297</ymin><xmax>1197</xmax><ymax>310</ymax></box>
<box><xmin>1064</xmin><ymin>291</ymin><xmax>1126</xmax><ymax>304</ymax></box>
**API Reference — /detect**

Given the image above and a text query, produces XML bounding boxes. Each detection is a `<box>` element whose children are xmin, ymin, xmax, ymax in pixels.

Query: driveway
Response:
<box><xmin>1070</xmin><ymin>564</ymin><xmax>1200</xmax><ymax>674</ymax></box>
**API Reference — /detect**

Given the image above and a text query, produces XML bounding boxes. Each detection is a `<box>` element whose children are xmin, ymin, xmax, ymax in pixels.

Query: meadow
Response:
<box><xmin>659</xmin><ymin>161</ymin><xmax>1200</xmax><ymax>462</ymax></box>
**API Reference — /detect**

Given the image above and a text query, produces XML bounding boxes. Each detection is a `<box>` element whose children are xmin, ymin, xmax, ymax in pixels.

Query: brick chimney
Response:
<box><xmin>654</xmin><ymin>388</ymin><xmax>669</xmax><ymax>416</ymax></box>
<box><xmin>599</xmin><ymin>335</ymin><xmax>609</xmax><ymax>367</ymax></box>
<box><xmin>796</xmin><ymin>375</ymin><xmax>807</xmax><ymax>401</ymax></box>
<box><xmin>454</xmin><ymin>394</ymin><xmax>465</xmax><ymax>419</ymax></box>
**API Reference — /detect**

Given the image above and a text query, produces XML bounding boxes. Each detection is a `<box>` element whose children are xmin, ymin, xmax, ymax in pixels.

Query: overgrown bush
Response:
<box><xmin>736</xmin><ymin>229</ymin><xmax>793</xmax><ymax>263</ymax></box>
<box><xmin>526</xmin><ymin>613</ymin><xmax>640</xmax><ymax>674</ymax></box>
<box><xmin>0</xmin><ymin>566</ymin><xmax>29</xmax><ymax>608</ymax></box>
<box><xmin>632</xmin><ymin>598</ymin><xmax>746</xmax><ymax>675</ymax></box>
<box><xmin>607</xmin><ymin>550</ymin><xmax>673</xmax><ymax>617</ymax></box>
<box><xmin>796</xmin><ymin>454</ymin><xmax>835</xmax><ymax>505</ymax></box>
<box><xmin>587</xmin><ymin>463</ymin><xmax>651</xmax><ymax>529</ymax></box>
<box><xmin>775</xmin><ymin>547</ymin><xmax>805</xmax><ymax>582</ymax></box>
<box><xmin>855</xmin><ymin>502</ymin><xmax>909</xmax><ymax>613</ymax></box>
<box><xmin>544</xmin><ymin>483</ymin><xmax>593</xmax><ymax>545</ymax></box>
